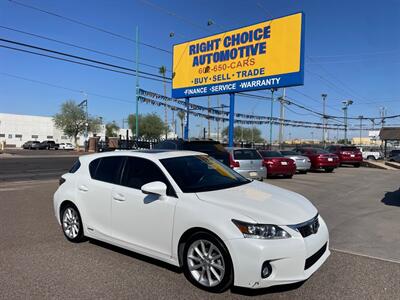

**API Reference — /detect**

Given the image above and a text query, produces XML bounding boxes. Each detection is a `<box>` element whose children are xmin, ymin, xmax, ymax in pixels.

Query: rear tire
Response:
<box><xmin>367</xmin><ymin>155</ymin><xmax>376</xmax><ymax>161</ymax></box>
<box><xmin>299</xmin><ymin>170</ymin><xmax>307</xmax><ymax>174</ymax></box>
<box><xmin>324</xmin><ymin>167</ymin><xmax>334</xmax><ymax>173</ymax></box>
<box><xmin>354</xmin><ymin>163</ymin><xmax>361</xmax><ymax>168</ymax></box>
<box><xmin>60</xmin><ymin>204</ymin><xmax>85</xmax><ymax>243</ymax></box>
<box><xmin>182</xmin><ymin>232</ymin><xmax>233</xmax><ymax>293</ymax></box>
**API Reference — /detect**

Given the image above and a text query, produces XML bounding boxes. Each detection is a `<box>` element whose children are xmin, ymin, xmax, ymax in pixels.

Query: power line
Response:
<box><xmin>0</xmin><ymin>25</ymin><xmax>167</xmax><ymax>71</ymax></box>
<box><xmin>138</xmin><ymin>0</ymin><xmax>211</xmax><ymax>33</ymax></box>
<box><xmin>7</xmin><ymin>0</ymin><xmax>171</xmax><ymax>54</ymax></box>
<box><xmin>0</xmin><ymin>38</ymin><xmax>171</xmax><ymax>81</ymax></box>
<box><xmin>0</xmin><ymin>44</ymin><xmax>168</xmax><ymax>83</ymax></box>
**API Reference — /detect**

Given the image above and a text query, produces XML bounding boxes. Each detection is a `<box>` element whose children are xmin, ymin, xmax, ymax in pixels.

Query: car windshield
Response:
<box><xmin>259</xmin><ymin>151</ymin><xmax>283</xmax><ymax>157</ymax></box>
<box><xmin>184</xmin><ymin>142</ymin><xmax>226</xmax><ymax>153</ymax></box>
<box><xmin>160</xmin><ymin>155</ymin><xmax>250</xmax><ymax>193</ymax></box>
<box><xmin>280</xmin><ymin>150</ymin><xmax>297</xmax><ymax>155</ymax></box>
<box><xmin>233</xmin><ymin>149</ymin><xmax>261</xmax><ymax>160</ymax></box>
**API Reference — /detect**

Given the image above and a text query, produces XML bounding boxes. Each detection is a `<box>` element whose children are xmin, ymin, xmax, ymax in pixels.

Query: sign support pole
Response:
<box><xmin>228</xmin><ymin>93</ymin><xmax>235</xmax><ymax>147</ymax></box>
<box><xmin>184</xmin><ymin>97</ymin><xmax>190</xmax><ymax>140</ymax></box>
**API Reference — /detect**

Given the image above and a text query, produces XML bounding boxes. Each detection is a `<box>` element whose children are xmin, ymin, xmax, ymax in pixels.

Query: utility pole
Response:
<box><xmin>135</xmin><ymin>26</ymin><xmax>140</xmax><ymax>139</ymax></box>
<box><xmin>342</xmin><ymin>100</ymin><xmax>353</xmax><ymax>144</ymax></box>
<box><xmin>358</xmin><ymin>115</ymin><xmax>363</xmax><ymax>145</ymax></box>
<box><xmin>207</xmin><ymin>96</ymin><xmax>211</xmax><ymax>139</ymax></box>
<box><xmin>321</xmin><ymin>94</ymin><xmax>327</xmax><ymax>147</ymax></box>
<box><xmin>278</xmin><ymin>88</ymin><xmax>286</xmax><ymax>149</ymax></box>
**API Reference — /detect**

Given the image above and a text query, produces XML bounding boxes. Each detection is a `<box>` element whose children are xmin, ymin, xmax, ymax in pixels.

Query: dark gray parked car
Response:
<box><xmin>22</xmin><ymin>141</ymin><xmax>41</xmax><ymax>150</ymax></box>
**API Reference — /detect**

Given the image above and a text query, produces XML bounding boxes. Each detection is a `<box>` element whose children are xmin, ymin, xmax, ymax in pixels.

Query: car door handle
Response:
<box><xmin>78</xmin><ymin>185</ymin><xmax>89</xmax><ymax>192</ymax></box>
<box><xmin>112</xmin><ymin>193</ymin><xmax>125</xmax><ymax>202</ymax></box>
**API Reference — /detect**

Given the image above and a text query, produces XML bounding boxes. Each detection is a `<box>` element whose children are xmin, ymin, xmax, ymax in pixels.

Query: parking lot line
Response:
<box><xmin>331</xmin><ymin>248</ymin><xmax>400</xmax><ymax>265</ymax></box>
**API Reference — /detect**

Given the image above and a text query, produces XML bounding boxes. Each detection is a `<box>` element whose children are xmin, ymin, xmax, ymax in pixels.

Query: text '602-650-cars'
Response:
<box><xmin>54</xmin><ymin>150</ymin><xmax>330</xmax><ymax>293</ymax></box>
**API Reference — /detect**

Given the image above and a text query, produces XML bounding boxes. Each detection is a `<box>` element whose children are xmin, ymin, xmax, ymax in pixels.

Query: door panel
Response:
<box><xmin>111</xmin><ymin>185</ymin><xmax>177</xmax><ymax>256</ymax></box>
<box><xmin>111</xmin><ymin>157</ymin><xmax>178</xmax><ymax>256</ymax></box>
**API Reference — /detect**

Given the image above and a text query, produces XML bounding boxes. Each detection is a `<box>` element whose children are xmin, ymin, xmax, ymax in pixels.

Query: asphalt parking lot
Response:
<box><xmin>0</xmin><ymin>165</ymin><xmax>399</xmax><ymax>299</ymax></box>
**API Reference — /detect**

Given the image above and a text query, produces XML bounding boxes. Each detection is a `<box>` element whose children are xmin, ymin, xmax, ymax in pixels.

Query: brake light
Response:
<box><xmin>229</xmin><ymin>154</ymin><xmax>240</xmax><ymax>168</ymax></box>
<box><xmin>263</xmin><ymin>159</ymin><xmax>274</xmax><ymax>166</ymax></box>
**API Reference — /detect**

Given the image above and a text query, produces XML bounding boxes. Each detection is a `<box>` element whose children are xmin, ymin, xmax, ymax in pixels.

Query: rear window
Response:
<box><xmin>69</xmin><ymin>160</ymin><xmax>81</xmax><ymax>173</ymax></box>
<box><xmin>233</xmin><ymin>149</ymin><xmax>261</xmax><ymax>160</ymax></box>
<box><xmin>259</xmin><ymin>151</ymin><xmax>283</xmax><ymax>158</ymax></box>
<box><xmin>280</xmin><ymin>150</ymin><xmax>297</xmax><ymax>155</ymax></box>
<box><xmin>92</xmin><ymin>156</ymin><xmax>125</xmax><ymax>184</ymax></box>
<box><xmin>340</xmin><ymin>146</ymin><xmax>358</xmax><ymax>151</ymax></box>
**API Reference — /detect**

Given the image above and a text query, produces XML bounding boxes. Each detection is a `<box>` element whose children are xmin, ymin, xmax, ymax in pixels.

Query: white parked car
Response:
<box><xmin>359</xmin><ymin>147</ymin><xmax>382</xmax><ymax>160</ymax></box>
<box><xmin>59</xmin><ymin>143</ymin><xmax>74</xmax><ymax>150</ymax></box>
<box><xmin>54</xmin><ymin>150</ymin><xmax>330</xmax><ymax>292</ymax></box>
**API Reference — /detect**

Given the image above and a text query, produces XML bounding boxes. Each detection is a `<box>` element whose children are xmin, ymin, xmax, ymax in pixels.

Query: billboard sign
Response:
<box><xmin>172</xmin><ymin>12</ymin><xmax>305</xmax><ymax>98</ymax></box>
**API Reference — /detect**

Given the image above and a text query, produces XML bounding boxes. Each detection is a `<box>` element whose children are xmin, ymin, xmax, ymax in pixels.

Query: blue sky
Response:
<box><xmin>1</xmin><ymin>0</ymin><xmax>399</xmax><ymax>140</ymax></box>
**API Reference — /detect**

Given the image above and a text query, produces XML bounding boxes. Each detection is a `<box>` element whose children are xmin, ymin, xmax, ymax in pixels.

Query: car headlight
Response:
<box><xmin>232</xmin><ymin>220</ymin><xmax>291</xmax><ymax>239</ymax></box>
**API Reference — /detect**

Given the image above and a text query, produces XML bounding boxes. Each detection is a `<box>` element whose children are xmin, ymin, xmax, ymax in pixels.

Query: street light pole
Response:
<box><xmin>342</xmin><ymin>100</ymin><xmax>353</xmax><ymax>144</ymax></box>
<box><xmin>321</xmin><ymin>93</ymin><xmax>327</xmax><ymax>147</ymax></box>
<box><xmin>135</xmin><ymin>26</ymin><xmax>140</xmax><ymax>139</ymax></box>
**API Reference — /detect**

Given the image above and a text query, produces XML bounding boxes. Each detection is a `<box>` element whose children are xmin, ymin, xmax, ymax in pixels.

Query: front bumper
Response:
<box><xmin>226</xmin><ymin>216</ymin><xmax>330</xmax><ymax>289</ymax></box>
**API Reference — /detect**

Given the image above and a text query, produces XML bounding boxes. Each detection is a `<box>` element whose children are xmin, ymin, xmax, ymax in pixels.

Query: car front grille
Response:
<box><xmin>289</xmin><ymin>214</ymin><xmax>320</xmax><ymax>238</ymax></box>
<box><xmin>305</xmin><ymin>243</ymin><xmax>327</xmax><ymax>270</ymax></box>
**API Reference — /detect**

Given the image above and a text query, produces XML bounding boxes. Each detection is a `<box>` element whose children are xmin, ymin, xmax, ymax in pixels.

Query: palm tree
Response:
<box><xmin>177</xmin><ymin>110</ymin><xmax>186</xmax><ymax>139</ymax></box>
<box><xmin>159</xmin><ymin>66</ymin><xmax>168</xmax><ymax>138</ymax></box>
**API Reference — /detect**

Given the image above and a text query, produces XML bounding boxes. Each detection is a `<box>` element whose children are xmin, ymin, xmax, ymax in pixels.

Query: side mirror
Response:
<box><xmin>141</xmin><ymin>181</ymin><xmax>167</xmax><ymax>196</ymax></box>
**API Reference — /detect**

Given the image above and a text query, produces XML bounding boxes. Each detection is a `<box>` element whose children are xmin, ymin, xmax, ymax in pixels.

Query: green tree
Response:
<box><xmin>222</xmin><ymin>126</ymin><xmax>264</xmax><ymax>143</ymax></box>
<box><xmin>53</xmin><ymin>100</ymin><xmax>102</xmax><ymax>146</ymax></box>
<box><xmin>177</xmin><ymin>110</ymin><xmax>185</xmax><ymax>138</ymax></box>
<box><xmin>128</xmin><ymin>113</ymin><xmax>166</xmax><ymax>139</ymax></box>
<box><xmin>105</xmin><ymin>121</ymin><xmax>120</xmax><ymax>137</ymax></box>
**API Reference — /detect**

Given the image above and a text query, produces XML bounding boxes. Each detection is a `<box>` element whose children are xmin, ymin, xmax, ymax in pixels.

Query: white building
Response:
<box><xmin>0</xmin><ymin>113</ymin><xmax>131</xmax><ymax>148</ymax></box>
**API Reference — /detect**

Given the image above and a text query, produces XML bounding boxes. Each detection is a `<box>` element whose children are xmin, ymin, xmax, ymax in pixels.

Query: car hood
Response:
<box><xmin>196</xmin><ymin>180</ymin><xmax>317</xmax><ymax>225</ymax></box>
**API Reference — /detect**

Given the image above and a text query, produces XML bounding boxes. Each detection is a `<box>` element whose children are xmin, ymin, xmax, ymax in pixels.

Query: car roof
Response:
<box><xmin>78</xmin><ymin>149</ymin><xmax>206</xmax><ymax>163</ymax></box>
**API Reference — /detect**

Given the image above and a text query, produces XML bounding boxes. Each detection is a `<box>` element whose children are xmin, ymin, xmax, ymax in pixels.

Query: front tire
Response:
<box><xmin>183</xmin><ymin>232</ymin><xmax>233</xmax><ymax>293</ymax></box>
<box><xmin>61</xmin><ymin>204</ymin><xmax>85</xmax><ymax>243</ymax></box>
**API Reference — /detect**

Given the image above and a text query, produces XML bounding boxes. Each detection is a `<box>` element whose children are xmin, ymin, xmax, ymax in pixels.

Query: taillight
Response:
<box><xmin>263</xmin><ymin>159</ymin><xmax>274</xmax><ymax>166</ymax></box>
<box><xmin>59</xmin><ymin>177</ymin><xmax>66</xmax><ymax>186</ymax></box>
<box><xmin>229</xmin><ymin>154</ymin><xmax>240</xmax><ymax>168</ymax></box>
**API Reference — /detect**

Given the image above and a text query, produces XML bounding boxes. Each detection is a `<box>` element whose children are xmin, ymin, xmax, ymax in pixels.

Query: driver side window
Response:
<box><xmin>121</xmin><ymin>157</ymin><xmax>176</xmax><ymax>197</ymax></box>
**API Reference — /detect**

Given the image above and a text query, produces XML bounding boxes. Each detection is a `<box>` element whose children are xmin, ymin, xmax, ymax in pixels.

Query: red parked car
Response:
<box><xmin>259</xmin><ymin>150</ymin><xmax>296</xmax><ymax>178</ymax></box>
<box><xmin>294</xmin><ymin>148</ymin><xmax>339</xmax><ymax>173</ymax></box>
<box><xmin>327</xmin><ymin>145</ymin><xmax>363</xmax><ymax>167</ymax></box>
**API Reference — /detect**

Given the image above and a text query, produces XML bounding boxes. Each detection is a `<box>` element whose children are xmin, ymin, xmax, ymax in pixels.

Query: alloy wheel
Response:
<box><xmin>186</xmin><ymin>239</ymin><xmax>225</xmax><ymax>287</ymax></box>
<box><xmin>62</xmin><ymin>207</ymin><xmax>80</xmax><ymax>239</ymax></box>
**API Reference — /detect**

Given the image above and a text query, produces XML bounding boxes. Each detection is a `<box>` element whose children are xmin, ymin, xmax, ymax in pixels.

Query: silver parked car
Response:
<box><xmin>226</xmin><ymin>147</ymin><xmax>267</xmax><ymax>180</ymax></box>
<box><xmin>280</xmin><ymin>150</ymin><xmax>311</xmax><ymax>174</ymax></box>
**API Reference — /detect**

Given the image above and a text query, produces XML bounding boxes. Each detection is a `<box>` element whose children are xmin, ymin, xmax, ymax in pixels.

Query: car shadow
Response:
<box><xmin>231</xmin><ymin>280</ymin><xmax>305</xmax><ymax>296</ymax></box>
<box><xmin>88</xmin><ymin>238</ymin><xmax>182</xmax><ymax>274</ymax></box>
<box><xmin>381</xmin><ymin>188</ymin><xmax>400</xmax><ymax>207</ymax></box>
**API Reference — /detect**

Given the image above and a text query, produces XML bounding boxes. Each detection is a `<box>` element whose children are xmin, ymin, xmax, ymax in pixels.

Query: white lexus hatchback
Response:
<box><xmin>54</xmin><ymin>150</ymin><xmax>330</xmax><ymax>292</ymax></box>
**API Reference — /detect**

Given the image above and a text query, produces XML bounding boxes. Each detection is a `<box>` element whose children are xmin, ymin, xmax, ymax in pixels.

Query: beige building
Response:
<box><xmin>0</xmin><ymin>113</ymin><xmax>131</xmax><ymax>148</ymax></box>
